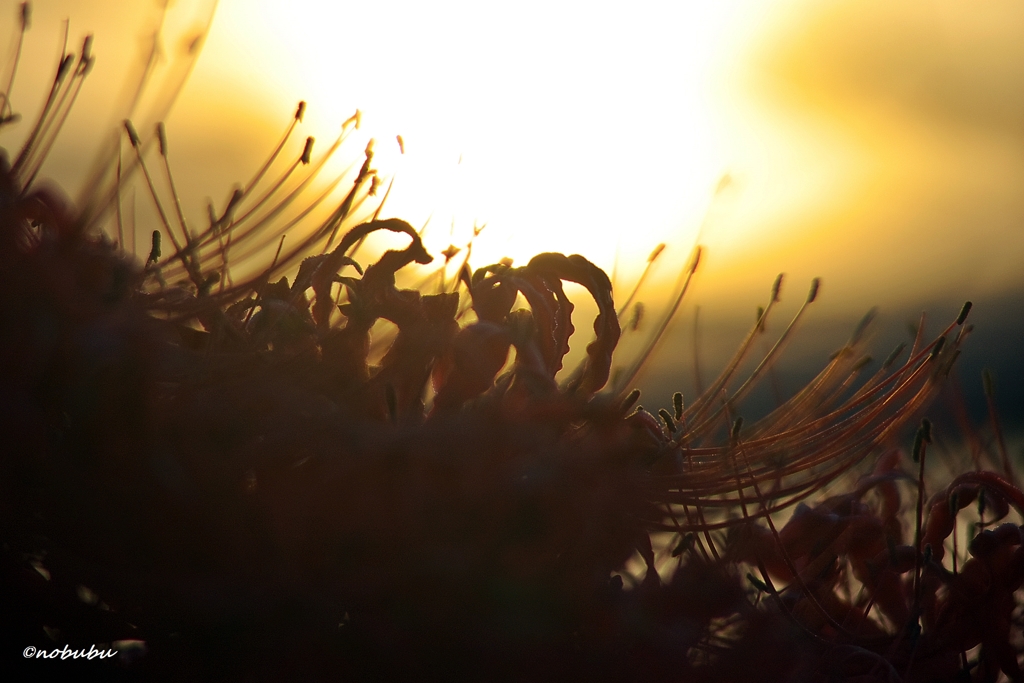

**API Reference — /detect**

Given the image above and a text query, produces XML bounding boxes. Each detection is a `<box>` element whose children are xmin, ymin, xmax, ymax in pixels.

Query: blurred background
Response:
<box><xmin>2</xmin><ymin>0</ymin><xmax>1022</xmax><ymax>439</ymax></box>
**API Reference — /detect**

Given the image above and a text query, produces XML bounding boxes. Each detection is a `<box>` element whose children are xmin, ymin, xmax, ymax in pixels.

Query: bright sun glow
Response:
<box><xmin>0</xmin><ymin>0</ymin><xmax>807</xmax><ymax>291</ymax></box>
<box><xmin>11</xmin><ymin>0</ymin><xmax>1021</xmax><ymax>319</ymax></box>
<box><xmin>189</xmin><ymin>0</ymin><xmax>767</xmax><ymax>279</ymax></box>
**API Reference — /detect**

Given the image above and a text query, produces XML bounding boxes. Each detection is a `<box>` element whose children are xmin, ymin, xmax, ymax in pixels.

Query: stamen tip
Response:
<box><xmin>156</xmin><ymin>122</ymin><xmax>167</xmax><ymax>156</ymax></box>
<box><xmin>647</xmin><ymin>243</ymin><xmax>665</xmax><ymax>263</ymax></box>
<box><xmin>807</xmin><ymin>277</ymin><xmax>820</xmax><ymax>304</ymax></box>
<box><xmin>123</xmin><ymin>120</ymin><xmax>140</xmax><ymax>147</ymax></box>
<box><xmin>771</xmin><ymin>273</ymin><xmax>784</xmax><ymax>302</ymax></box>
<box><xmin>956</xmin><ymin>301</ymin><xmax>972</xmax><ymax>326</ymax></box>
<box><xmin>982</xmin><ymin>369</ymin><xmax>994</xmax><ymax>397</ymax></box>
<box><xmin>730</xmin><ymin>416</ymin><xmax>743</xmax><ymax>442</ymax></box>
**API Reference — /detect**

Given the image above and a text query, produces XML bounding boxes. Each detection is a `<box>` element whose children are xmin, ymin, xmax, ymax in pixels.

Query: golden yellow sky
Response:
<box><xmin>172</xmin><ymin>0</ymin><xmax>754</xmax><ymax>279</ymax></box>
<box><xmin>3</xmin><ymin>0</ymin><xmax>1024</xmax><ymax>320</ymax></box>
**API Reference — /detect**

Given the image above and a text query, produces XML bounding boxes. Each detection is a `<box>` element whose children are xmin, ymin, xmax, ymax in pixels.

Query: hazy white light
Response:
<box><xmin>190</xmin><ymin>0</ymin><xmax>767</xmax><ymax>277</ymax></box>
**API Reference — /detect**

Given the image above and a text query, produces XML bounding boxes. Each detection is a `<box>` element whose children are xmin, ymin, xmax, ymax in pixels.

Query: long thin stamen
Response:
<box><xmin>21</xmin><ymin>36</ymin><xmax>93</xmax><ymax>190</ymax></box>
<box><xmin>613</xmin><ymin>245</ymin><xmax>702</xmax><ymax>394</ymax></box>
<box><xmin>242</xmin><ymin>100</ymin><xmax>305</xmax><ymax>199</ymax></box>
<box><xmin>684</xmin><ymin>273</ymin><xmax>784</xmax><ymax>431</ymax></box>
<box><xmin>115</xmin><ymin>137</ymin><xmax>124</xmax><ymax>249</ymax></box>
<box><xmin>160</xmin><ymin>118</ymin><xmax>349</xmax><ymax>282</ymax></box>
<box><xmin>125</xmin><ymin>119</ymin><xmax>203</xmax><ymax>289</ymax></box>
<box><xmin>12</xmin><ymin>45</ymin><xmax>74</xmax><ymax>180</ymax></box>
<box><xmin>689</xmin><ymin>278</ymin><xmax>821</xmax><ymax>439</ymax></box>
<box><xmin>156</xmin><ymin>123</ymin><xmax>191</xmax><ymax>245</ymax></box>
<box><xmin>615</xmin><ymin>242</ymin><xmax>665</xmax><ymax>320</ymax></box>
<box><xmin>0</xmin><ymin>2</ymin><xmax>30</xmax><ymax>125</ymax></box>
<box><xmin>983</xmin><ymin>370</ymin><xmax>1014</xmax><ymax>484</ymax></box>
